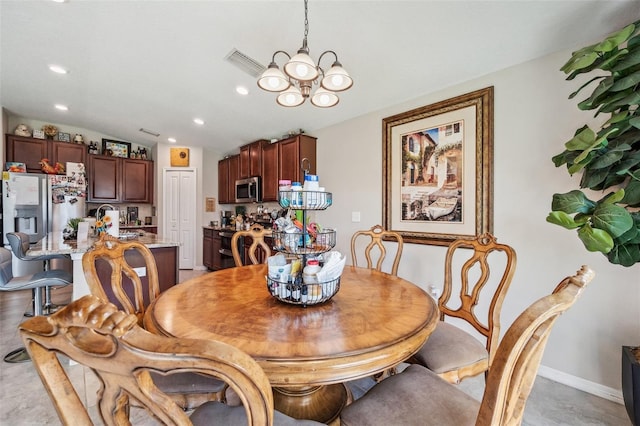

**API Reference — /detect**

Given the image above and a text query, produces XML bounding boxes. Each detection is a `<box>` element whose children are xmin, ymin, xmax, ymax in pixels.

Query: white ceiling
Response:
<box><xmin>2</xmin><ymin>1</ymin><xmax>639</xmax><ymax>155</ymax></box>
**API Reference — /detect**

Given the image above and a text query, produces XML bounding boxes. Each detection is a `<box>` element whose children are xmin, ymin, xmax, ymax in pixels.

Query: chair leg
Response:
<box><xmin>6</xmin><ymin>288</ymin><xmax>45</xmax><ymax>363</ymax></box>
<box><xmin>23</xmin><ymin>286</ymin><xmax>63</xmax><ymax>317</ymax></box>
<box><xmin>43</xmin><ymin>286</ymin><xmax>64</xmax><ymax>315</ymax></box>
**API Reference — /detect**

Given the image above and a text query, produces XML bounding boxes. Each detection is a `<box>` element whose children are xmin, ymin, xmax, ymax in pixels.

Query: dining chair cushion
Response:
<box><xmin>190</xmin><ymin>401</ymin><xmax>325</xmax><ymax>425</ymax></box>
<box><xmin>340</xmin><ymin>364</ymin><xmax>480</xmax><ymax>426</ymax></box>
<box><xmin>411</xmin><ymin>321</ymin><xmax>488</xmax><ymax>374</ymax></box>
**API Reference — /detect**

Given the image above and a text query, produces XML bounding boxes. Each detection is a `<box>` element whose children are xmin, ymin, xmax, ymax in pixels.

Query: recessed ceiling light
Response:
<box><xmin>236</xmin><ymin>86</ymin><xmax>249</xmax><ymax>95</ymax></box>
<box><xmin>55</xmin><ymin>104</ymin><xmax>68</xmax><ymax>111</ymax></box>
<box><xmin>49</xmin><ymin>65</ymin><xmax>68</xmax><ymax>74</ymax></box>
<box><xmin>51</xmin><ymin>0</ymin><xmax>67</xmax><ymax>3</ymax></box>
<box><xmin>168</xmin><ymin>137</ymin><xmax>177</xmax><ymax>143</ymax></box>
<box><xmin>193</xmin><ymin>118</ymin><xmax>204</xmax><ymax>125</ymax></box>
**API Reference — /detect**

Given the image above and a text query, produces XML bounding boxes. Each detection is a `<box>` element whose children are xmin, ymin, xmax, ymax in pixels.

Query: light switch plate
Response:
<box><xmin>133</xmin><ymin>267</ymin><xmax>147</xmax><ymax>277</ymax></box>
<box><xmin>352</xmin><ymin>211</ymin><xmax>361</xmax><ymax>222</ymax></box>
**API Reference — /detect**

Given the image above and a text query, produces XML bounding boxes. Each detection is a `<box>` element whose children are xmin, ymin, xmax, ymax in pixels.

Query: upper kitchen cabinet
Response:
<box><xmin>5</xmin><ymin>134</ymin><xmax>87</xmax><ymax>173</ymax></box>
<box><xmin>218</xmin><ymin>154</ymin><xmax>239</xmax><ymax>204</ymax></box>
<box><xmin>278</xmin><ymin>134</ymin><xmax>317</xmax><ymax>184</ymax></box>
<box><xmin>239</xmin><ymin>139</ymin><xmax>267</xmax><ymax>179</ymax></box>
<box><xmin>122</xmin><ymin>158</ymin><xmax>153</xmax><ymax>203</ymax></box>
<box><xmin>261</xmin><ymin>141</ymin><xmax>279</xmax><ymax>202</ymax></box>
<box><xmin>88</xmin><ymin>155</ymin><xmax>153</xmax><ymax>203</ymax></box>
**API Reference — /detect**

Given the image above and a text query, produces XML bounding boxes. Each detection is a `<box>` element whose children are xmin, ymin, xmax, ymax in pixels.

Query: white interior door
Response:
<box><xmin>163</xmin><ymin>169</ymin><xmax>196</xmax><ymax>269</ymax></box>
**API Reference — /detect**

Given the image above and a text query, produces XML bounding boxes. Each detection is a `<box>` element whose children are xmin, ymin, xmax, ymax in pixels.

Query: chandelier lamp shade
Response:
<box><xmin>257</xmin><ymin>0</ymin><xmax>353</xmax><ymax>108</ymax></box>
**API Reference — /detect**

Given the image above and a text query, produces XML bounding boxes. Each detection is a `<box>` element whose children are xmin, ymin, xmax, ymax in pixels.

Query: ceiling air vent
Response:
<box><xmin>225</xmin><ymin>48</ymin><xmax>266</xmax><ymax>78</ymax></box>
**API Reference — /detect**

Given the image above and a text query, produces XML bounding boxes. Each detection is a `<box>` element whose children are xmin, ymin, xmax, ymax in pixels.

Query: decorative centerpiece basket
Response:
<box><xmin>267</xmin><ymin>173</ymin><xmax>342</xmax><ymax>307</ymax></box>
<box><xmin>266</xmin><ymin>276</ymin><xmax>341</xmax><ymax>306</ymax></box>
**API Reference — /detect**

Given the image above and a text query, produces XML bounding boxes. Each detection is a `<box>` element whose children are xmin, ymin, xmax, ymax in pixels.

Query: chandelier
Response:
<box><xmin>257</xmin><ymin>0</ymin><xmax>353</xmax><ymax>108</ymax></box>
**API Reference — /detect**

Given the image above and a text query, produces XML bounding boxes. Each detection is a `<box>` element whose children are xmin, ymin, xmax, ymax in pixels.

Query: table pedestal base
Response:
<box><xmin>273</xmin><ymin>384</ymin><xmax>352</xmax><ymax>424</ymax></box>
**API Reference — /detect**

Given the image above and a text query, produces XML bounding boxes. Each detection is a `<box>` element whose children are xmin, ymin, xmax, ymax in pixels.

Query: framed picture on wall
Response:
<box><xmin>382</xmin><ymin>86</ymin><xmax>494</xmax><ymax>246</ymax></box>
<box><xmin>102</xmin><ymin>139</ymin><xmax>132</xmax><ymax>158</ymax></box>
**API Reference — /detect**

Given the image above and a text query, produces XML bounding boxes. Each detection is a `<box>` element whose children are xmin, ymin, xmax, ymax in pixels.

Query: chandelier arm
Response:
<box><xmin>271</xmin><ymin>50</ymin><xmax>292</xmax><ymax>64</ymax></box>
<box><xmin>317</xmin><ymin>50</ymin><xmax>339</xmax><ymax>67</ymax></box>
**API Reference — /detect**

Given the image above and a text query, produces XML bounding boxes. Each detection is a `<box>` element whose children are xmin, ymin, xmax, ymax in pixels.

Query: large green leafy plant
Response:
<box><xmin>547</xmin><ymin>20</ymin><xmax>640</xmax><ymax>267</ymax></box>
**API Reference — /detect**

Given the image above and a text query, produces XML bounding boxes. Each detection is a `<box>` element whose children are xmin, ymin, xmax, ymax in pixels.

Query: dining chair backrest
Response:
<box><xmin>82</xmin><ymin>233</ymin><xmax>159</xmax><ymax>324</ymax></box>
<box><xmin>340</xmin><ymin>265</ymin><xmax>595</xmax><ymax>426</ymax></box>
<box><xmin>231</xmin><ymin>223</ymin><xmax>273</xmax><ymax>266</ymax></box>
<box><xmin>440</xmin><ymin>233</ymin><xmax>516</xmax><ymax>369</ymax></box>
<box><xmin>350</xmin><ymin>224</ymin><xmax>404</xmax><ymax>276</ymax></box>
<box><xmin>82</xmin><ymin>233</ymin><xmax>228</xmax><ymax>411</ymax></box>
<box><xmin>19</xmin><ymin>295</ymin><xmax>276</xmax><ymax>426</ymax></box>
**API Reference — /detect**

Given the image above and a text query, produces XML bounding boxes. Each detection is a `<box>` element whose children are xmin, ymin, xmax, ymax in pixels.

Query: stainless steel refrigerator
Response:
<box><xmin>2</xmin><ymin>164</ymin><xmax>86</xmax><ymax>275</ymax></box>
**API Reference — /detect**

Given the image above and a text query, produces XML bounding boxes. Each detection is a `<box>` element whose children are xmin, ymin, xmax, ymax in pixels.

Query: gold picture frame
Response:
<box><xmin>382</xmin><ymin>86</ymin><xmax>494</xmax><ymax>246</ymax></box>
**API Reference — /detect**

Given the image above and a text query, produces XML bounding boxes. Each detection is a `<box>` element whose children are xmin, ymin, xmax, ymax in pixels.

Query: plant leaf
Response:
<box><xmin>594</xmin><ymin>24</ymin><xmax>636</xmax><ymax>53</ymax></box>
<box><xmin>578</xmin><ymin>223</ymin><xmax>614</xmax><ymax>253</ymax></box>
<box><xmin>565</xmin><ymin>126</ymin><xmax>596</xmax><ymax>150</ymax></box>
<box><xmin>546</xmin><ymin>211</ymin><xmax>581</xmax><ymax>229</ymax></box>
<box><xmin>568</xmin><ymin>76</ymin><xmax>605</xmax><ymax>98</ymax></box>
<box><xmin>592</xmin><ymin>203</ymin><xmax>634</xmax><ymax>237</ymax></box>
<box><xmin>607</xmin><ymin>242</ymin><xmax>640</xmax><ymax>266</ymax></box>
<box><xmin>600</xmin><ymin>189</ymin><xmax>627</xmax><ymax>204</ymax></box>
<box><xmin>551</xmin><ymin>190</ymin><xmax>596</xmax><ymax>214</ymax></box>
<box><xmin>621</xmin><ymin>178</ymin><xmax>640</xmax><ymax>206</ymax></box>
<box><xmin>561</xmin><ymin>46</ymin><xmax>599</xmax><ymax>73</ymax></box>
<box><xmin>630</xmin><ymin>115</ymin><xmax>640</xmax><ymax>129</ymax></box>
<box><xmin>588</xmin><ymin>150</ymin><xmax>624</xmax><ymax>169</ymax></box>
<box><xmin>610</xmin><ymin>70</ymin><xmax>640</xmax><ymax>91</ymax></box>
<box><xmin>611</xmin><ymin>44</ymin><xmax>640</xmax><ymax>72</ymax></box>
<box><xmin>580</xmin><ymin>167</ymin><xmax>609</xmax><ymax>188</ymax></box>
<box><xmin>604</xmin><ymin>111</ymin><xmax>629</xmax><ymax>126</ymax></box>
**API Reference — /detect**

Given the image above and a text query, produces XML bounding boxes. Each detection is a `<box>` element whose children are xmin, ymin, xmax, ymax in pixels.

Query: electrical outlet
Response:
<box><xmin>352</xmin><ymin>211</ymin><xmax>361</xmax><ymax>222</ymax></box>
<box><xmin>133</xmin><ymin>267</ymin><xmax>146</xmax><ymax>277</ymax></box>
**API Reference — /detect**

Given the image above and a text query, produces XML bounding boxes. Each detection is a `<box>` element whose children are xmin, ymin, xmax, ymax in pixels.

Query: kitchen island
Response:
<box><xmin>29</xmin><ymin>232</ymin><xmax>180</xmax><ymax>301</ymax></box>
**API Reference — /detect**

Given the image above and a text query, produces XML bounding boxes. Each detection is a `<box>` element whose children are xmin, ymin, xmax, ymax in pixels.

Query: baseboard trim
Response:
<box><xmin>538</xmin><ymin>365</ymin><xmax>624</xmax><ymax>405</ymax></box>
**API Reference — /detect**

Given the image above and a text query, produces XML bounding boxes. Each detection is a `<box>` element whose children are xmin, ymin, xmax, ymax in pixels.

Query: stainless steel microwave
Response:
<box><xmin>235</xmin><ymin>176</ymin><xmax>262</xmax><ymax>203</ymax></box>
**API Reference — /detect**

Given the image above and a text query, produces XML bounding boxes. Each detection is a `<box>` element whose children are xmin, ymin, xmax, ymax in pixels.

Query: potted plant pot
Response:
<box><xmin>622</xmin><ymin>346</ymin><xmax>640</xmax><ymax>425</ymax></box>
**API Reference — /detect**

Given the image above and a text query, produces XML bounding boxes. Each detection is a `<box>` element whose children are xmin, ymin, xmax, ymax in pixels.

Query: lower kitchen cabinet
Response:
<box><xmin>203</xmin><ymin>228</ymin><xmax>222</xmax><ymax>270</ymax></box>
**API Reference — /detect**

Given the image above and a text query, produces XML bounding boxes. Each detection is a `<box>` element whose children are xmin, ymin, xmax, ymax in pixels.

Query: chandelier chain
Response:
<box><xmin>304</xmin><ymin>0</ymin><xmax>309</xmax><ymax>41</ymax></box>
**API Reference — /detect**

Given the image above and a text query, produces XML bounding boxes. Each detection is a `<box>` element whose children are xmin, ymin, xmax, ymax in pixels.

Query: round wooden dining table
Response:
<box><xmin>144</xmin><ymin>264</ymin><xmax>439</xmax><ymax>423</ymax></box>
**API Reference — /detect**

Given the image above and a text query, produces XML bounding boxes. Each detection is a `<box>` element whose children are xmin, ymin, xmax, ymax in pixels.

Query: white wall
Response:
<box><xmin>313</xmin><ymin>48</ymin><xmax>639</xmax><ymax>399</ymax></box>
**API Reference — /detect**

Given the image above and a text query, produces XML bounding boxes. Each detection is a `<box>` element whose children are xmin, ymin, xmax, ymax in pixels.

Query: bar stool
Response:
<box><xmin>0</xmin><ymin>247</ymin><xmax>73</xmax><ymax>363</ymax></box>
<box><xmin>6</xmin><ymin>232</ymin><xmax>72</xmax><ymax>316</ymax></box>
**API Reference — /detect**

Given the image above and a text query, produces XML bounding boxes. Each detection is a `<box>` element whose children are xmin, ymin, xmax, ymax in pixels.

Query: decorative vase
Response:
<box><xmin>622</xmin><ymin>346</ymin><xmax>640</xmax><ymax>425</ymax></box>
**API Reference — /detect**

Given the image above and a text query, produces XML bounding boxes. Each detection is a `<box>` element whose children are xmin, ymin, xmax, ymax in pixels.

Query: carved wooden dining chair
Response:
<box><xmin>19</xmin><ymin>295</ymin><xmax>323</xmax><ymax>426</ymax></box>
<box><xmin>350</xmin><ymin>224</ymin><xmax>404</xmax><ymax>276</ymax></box>
<box><xmin>341</xmin><ymin>266</ymin><xmax>595</xmax><ymax>426</ymax></box>
<box><xmin>231</xmin><ymin>223</ymin><xmax>273</xmax><ymax>266</ymax></box>
<box><xmin>82</xmin><ymin>233</ymin><xmax>227</xmax><ymax>409</ymax></box>
<box><xmin>408</xmin><ymin>233</ymin><xmax>517</xmax><ymax>384</ymax></box>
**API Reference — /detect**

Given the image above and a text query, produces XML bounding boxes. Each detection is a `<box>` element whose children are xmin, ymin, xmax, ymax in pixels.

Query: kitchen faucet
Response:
<box><xmin>96</xmin><ymin>204</ymin><xmax>116</xmax><ymax>221</ymax></box>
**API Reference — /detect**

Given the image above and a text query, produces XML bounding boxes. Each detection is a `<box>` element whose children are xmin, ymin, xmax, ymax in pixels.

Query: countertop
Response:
<box><xmin>121</xmin><ymin>224</ymin><xmax>158</xmax><ymax>229</ymax></box>
<box><xmin>29</xmin><ymin>232</ymin><xmax>179</xmax><ymax>256</ymax></box>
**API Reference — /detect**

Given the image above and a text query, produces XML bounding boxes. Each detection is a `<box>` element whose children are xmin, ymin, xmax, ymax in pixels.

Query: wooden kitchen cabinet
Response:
<box><xmin>278</xmin><ymin>134</ymin><xmax>317</xmax><ymax>184</ymax></box>
<box><xmin>122</xmin><ymin>158</ymin><xmax>153</xmax><ymax>203</ymax></box>
<box><xmin>203</xmin><ymin>228</ymin><xmax>214</xmax><ymax>269</ymax></box>
<box><xmin>218</xmin><ymin>154</ymin><xmax>240</xmax><ymax>204</ymax></box>
<box><xmin>239</xmin><ymin>139</ymin><xmax>266</xmax><ymax>179</ymax></box>
<box><xmin>88</xmin><ymin>155</ymin><xmax>120</xmax><ymax>202</ymax></box>
<box><xmin>51</xmin><ymin>140</ymin><xmax>87</xmax><ymax>166</ymax></box>
<box><xmin>261</xmin><ymin>141</ymin><xmax>279</xmax><ymax>201</ymax></box>
<box><xmin>203</xmin><ymin>228</ymin><xmax>222</xmax><ymax>270</ymax></box>
<box><xmin>88</xmin><ymin>155</ymin><xmax>153</xmax><ymax>203</ymax></box>
<box><xmin>5</xmin><ymin>134</ymin><xmax>87</xmax><ymax>173</ymax></box>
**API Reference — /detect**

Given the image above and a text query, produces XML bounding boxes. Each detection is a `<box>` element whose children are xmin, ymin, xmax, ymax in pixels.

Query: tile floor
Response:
<box><xmin>0</xmin><ymin>270</ymin><xmax>631</xmax><ymax>425</ymax></box>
